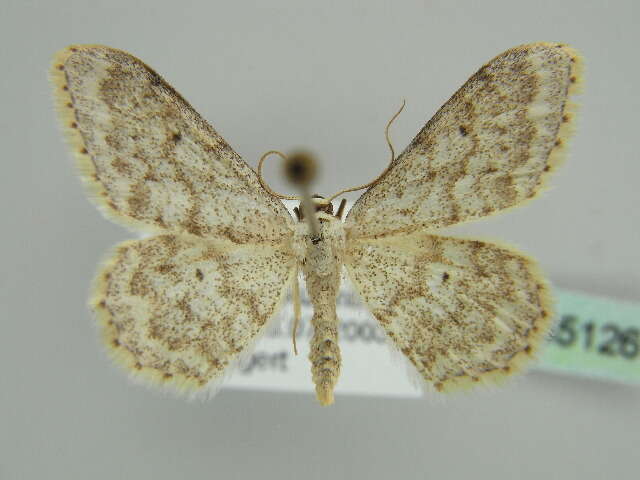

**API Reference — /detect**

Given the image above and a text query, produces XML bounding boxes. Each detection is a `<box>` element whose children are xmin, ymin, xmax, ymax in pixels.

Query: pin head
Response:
<box><xmin>283</xmin><ymin>150</ymin><xmax>317</xmax><ymax>186</ymax></box>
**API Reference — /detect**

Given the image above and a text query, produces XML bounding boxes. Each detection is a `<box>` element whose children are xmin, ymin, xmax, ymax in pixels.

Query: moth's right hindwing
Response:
<box><xmin>345</xmin><ymin>233</ymin><xmax>553</xmax><ymax>392</ymax></box>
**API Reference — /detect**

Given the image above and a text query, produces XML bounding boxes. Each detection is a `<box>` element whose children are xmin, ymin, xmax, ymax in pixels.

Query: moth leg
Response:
<box><xmin>291</xmin><ymin>267</ymin><xmax>302</xmax><ymax>355</ymax></box>
<box><xmin>334</xmin><ymin>199</ymin><xmax>347</xmax><ymax>219</ymax></box>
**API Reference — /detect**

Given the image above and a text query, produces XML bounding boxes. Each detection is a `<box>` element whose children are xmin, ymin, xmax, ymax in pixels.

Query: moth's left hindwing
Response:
<box><xmin>95</xmin><ymin>235</ymin><xmax>296</xmax><ymax>393</ymax></box>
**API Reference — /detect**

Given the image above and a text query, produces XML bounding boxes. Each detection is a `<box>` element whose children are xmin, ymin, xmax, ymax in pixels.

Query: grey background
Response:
<box><xmin>2</xmin><ymin>1</ymin><xmax>639</xmax><ymax>479</ymax></box>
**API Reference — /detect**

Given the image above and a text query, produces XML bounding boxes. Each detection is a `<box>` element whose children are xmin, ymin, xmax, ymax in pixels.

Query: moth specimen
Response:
<box><xmin>51</xmin><ymin>43</ymin><xmax>582</xmax><ymax>405</ymax></box>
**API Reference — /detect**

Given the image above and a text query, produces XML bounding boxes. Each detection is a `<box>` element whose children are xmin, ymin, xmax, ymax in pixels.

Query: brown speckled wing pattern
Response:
<box><xmin>52</xmin><ymin>45</ymin><xmax>292</xmax><ymax>245</ymax></box>
<box><xmin>51</xmin><ymin>45</ymin><xmax>296</xmax><ymax>394</ymax></box>
<box><xmin>51</xmin><ymin>42</ymin><xmax>583</xmax><ymax>398</ymax></box>
<box><xmin>344</xmin><ymin>43</ymin><xmax>582</xmax><ymax>392</ymax></box>
<box><xmin>345</xmin><ymin>43</ymin><xmax>582</xmax><ymax>238</ymax></box>
<box><xmin>346</xmin><ymin>233</ymin><xmax>553</xmax><ymax>392</ymax></box>
<box><xmin>94</xmin><ymin>235</ymin><xmax>295</xmax><ymax>393</ymax></box>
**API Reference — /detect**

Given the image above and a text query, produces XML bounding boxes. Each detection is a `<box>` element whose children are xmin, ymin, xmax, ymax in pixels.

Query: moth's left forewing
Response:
<box><xmin>344</xmin><ymin>233</ymin><xmax>553</xmax><ymax>392</ymax></box>
<box><xmin>50</xmin><ymin>45</ymin><xmax>293</xmax><ymax>244</ymax></box>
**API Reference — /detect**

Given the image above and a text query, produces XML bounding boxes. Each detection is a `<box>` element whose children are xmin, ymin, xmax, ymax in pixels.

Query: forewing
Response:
<box><xmin>345</xmin><ymin>233</ymin><xmax>552</xmax><ymax>391</ymax></box>
<box><xmin>93</xmin><ymin>234</ymin><xmax>296</xmax><ymax>393</ymax></box>
<box><xmin>51</xmin><ymin>45</ymin><xmax>292</xmax><ymax>244</ymax></box>
<box><xmin>346</xmin><ymin>43</ymin><xmax>582</xmax><ymax>239</ymax></box>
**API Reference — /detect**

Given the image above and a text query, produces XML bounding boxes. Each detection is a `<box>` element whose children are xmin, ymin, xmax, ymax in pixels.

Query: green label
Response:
<box><xmin>538</xmin><ymin>289</ymin><xmax>640</xmax><ymax>384</ymax></box>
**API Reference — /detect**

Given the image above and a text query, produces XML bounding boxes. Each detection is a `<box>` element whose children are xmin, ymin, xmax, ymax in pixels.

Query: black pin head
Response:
<box><xmin>283</xmin><ymin>150</ymin><xmax>317</xmax><ymax>187</ymax></box>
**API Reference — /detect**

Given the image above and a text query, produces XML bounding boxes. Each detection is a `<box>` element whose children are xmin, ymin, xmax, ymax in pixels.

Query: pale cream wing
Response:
<box><xmin>93</xmin><ymin>234</ymin><xmax>296</xmax><ymax>393</ymax></box>
<box><xmin>345</xmin><ymin>233</ymin><xmax>553</xmax><ymax>392</ymax></box>
<box><xmin>345</xmin><ymin>43</ymin><xmax>583</xmax><ymax>239</ymax></box>
<box><xmin>51</xmin><ymin>45</ymin><xmax>292</xmax><ymax>244</ymax></box>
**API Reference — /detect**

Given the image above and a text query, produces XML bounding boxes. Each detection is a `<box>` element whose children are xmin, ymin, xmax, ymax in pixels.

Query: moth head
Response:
<box><xmin>310</xmin><ymin>195</ymin><xmax>333</xmax><ymax>215</ymax></box>
<box><xmin>293</xmin><ymin>195</ymin><xmax>334</xmax><ymax>221</ymax></box>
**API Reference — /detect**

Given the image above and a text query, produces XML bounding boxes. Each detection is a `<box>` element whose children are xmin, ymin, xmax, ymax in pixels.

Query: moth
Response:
<box><xmin>51</xmin><ymin>43</ymin><xmax>582</xmax><ymax>405</ymax></box>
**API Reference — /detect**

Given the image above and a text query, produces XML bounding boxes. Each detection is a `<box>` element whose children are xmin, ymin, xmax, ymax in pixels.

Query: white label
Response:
<box><xmin>226</xmin><ymin>286</ymin><xmax>640</xmax><ymax>398</ymax></box>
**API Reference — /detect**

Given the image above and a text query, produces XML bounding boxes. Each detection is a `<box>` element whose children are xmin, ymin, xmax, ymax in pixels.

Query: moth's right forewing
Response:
<box><xmin>51</xmin><ymin>45</ymin><xmax>292</xmax><ymax>244</ymax></box>
<box><xmin>345</xmin><ymin>43</ymin><xmax>583</xmax><ymax>239</ymax></box>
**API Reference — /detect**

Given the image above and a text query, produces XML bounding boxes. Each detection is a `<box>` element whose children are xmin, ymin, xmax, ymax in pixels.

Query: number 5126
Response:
<box><xmin>552</xmin><ymin>315</ymin><xmax>639</xmax><ymax>359</ymax></box>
